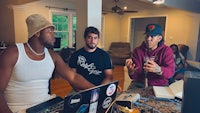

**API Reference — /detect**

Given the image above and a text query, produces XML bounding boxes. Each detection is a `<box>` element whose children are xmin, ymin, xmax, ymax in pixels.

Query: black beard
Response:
<box><xmin>86</xmin><ymin>43</ymin><xmax>96</xmax><ymax>49</ymax></box>
<box><xmin>44</xmin><ymin>43</ymin><xmax>54</xmax><ymax>49</ymax></box>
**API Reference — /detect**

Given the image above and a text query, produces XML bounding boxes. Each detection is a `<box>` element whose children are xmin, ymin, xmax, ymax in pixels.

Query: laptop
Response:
<box><xmin>26</xmin><ymin>80</ymin><xmax>119</xmax><ymax>113</ymax></box>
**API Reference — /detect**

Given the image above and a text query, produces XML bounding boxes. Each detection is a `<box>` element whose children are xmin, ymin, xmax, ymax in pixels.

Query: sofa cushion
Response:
<box><xmin>108</xmin><ymin>42</ymin><xmax>131</xmax><ymax>65</ymax></box>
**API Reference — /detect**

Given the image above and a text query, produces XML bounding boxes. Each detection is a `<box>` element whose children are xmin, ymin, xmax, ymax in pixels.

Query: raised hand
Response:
<box><xmin>125</xmin><ymin>58</ymin><xmax>138</xmax><ymax>75</ymax></box>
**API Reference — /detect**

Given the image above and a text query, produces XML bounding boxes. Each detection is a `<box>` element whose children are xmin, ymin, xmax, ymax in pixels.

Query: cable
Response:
<box><xmin>105</xmin><ymin>99</ymin><xmax>117</xmax><ymax>113</ymax></box>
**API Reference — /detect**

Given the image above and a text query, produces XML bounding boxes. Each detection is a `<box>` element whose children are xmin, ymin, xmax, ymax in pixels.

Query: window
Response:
<box><xmin>72</xmin><ymin>16</ymin><xmax>76</xmax><ymax>46</ymax></box>
<box><xmin>51</xmin><ymin>10</ymin><xmax>76</xmax><ymax>51</ymax></box>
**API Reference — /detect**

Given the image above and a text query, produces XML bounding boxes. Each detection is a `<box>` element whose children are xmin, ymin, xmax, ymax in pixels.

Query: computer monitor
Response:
<box><xmin>181</xmin><ymin>71</ymin><xmax>200</xmax><ymax>113</ymax></box>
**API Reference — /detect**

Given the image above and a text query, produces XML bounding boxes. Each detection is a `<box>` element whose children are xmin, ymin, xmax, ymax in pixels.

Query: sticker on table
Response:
<box><xmin>89</xmin><ymin>102</ymin><xmax>98</xmax><ymax>113</ymax></box>
<box><xmin>90</xmin><ymin>88</ymin><xmax>100</xmax><ymax>103</ymax></box>
<box><xmin>102</xmin><ymin>97</ymin><xmax>112</xmax><ymax>109</ymax></box>
<box><xmin>106</xmin><ymin>83</ymin><xmax>116</xmax><ymax>96</ymax></box>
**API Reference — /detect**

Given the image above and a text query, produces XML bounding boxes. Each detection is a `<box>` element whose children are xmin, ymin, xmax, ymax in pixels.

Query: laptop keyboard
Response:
<box><xmin>26</xmin><ymin>96</ymin><xmax>64</xmax><ymax>113</ymax></box>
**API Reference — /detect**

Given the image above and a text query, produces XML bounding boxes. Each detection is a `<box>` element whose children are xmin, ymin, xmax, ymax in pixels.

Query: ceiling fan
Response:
<box><xmin>103</xmin><ymin>0</ymin><xmax>138</xmax><ymax>15</ymax></box>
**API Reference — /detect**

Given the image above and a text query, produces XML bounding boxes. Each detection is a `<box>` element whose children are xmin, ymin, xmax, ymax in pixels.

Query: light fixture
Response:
<box><xmin>153</xmin><ymin>0</ymin><xmax>165</xmax><ymax>4</ymax></box>
<box><xmin>123</xmin><ymin>6</ymin><xmax>127</xmax><ymax>10</ymax></box>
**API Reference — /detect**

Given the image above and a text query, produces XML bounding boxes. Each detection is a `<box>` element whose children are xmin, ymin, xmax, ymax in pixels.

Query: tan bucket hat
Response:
<box><xmin>26</xmin><ymin>14</ymin><xmax>54</xmax><ymax>38</ymax></box>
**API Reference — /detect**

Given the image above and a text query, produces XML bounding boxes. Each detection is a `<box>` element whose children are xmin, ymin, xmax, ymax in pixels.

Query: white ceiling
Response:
<box><xmin>44</xmin><ymin>0</ymin><xmax>200</xmax><ymax>14</ymax></box>
<box><xmin>103</xmin><ymin>0</ymin><xmax>200</xmax><ymax>14</ymax></box>
<box><xmin>59</xmin><ymin>0</ymin><xmax>169</xmax><ymax>12</ymax></box>
<box><xmin>102</xmin><ymin>0</ymin><xmax>171</xmax><ymax>14</ymax></box>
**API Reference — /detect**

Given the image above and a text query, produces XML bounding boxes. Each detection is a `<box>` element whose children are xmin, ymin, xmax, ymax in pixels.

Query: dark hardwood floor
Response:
<box><xmin>50</xmin><ymin>65</ymin><xmax>124</xmax><ymax>98</ymax></box>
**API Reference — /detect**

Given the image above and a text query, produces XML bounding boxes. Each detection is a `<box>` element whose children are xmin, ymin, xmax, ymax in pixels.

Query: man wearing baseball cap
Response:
<box><xmin>0</xmin><ymin>14</ymin><xmax>95</xmax><ymax>113</ymax></box>
<box><xmin>126</xmin><ymin>24</ymin><xmax>175</xmax><ymax>87</ymax></box>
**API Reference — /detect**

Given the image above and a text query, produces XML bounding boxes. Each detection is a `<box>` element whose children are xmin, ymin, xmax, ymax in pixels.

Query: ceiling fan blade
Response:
<box><xmin>102</xmin><ymin>9</ymin><xmax>114</xmax><ymax>13</ymax></box>
<box><xmin>124</xmin><ymin>10</ymin><xmax>138</xmax><ymax>13</ymax></box>
<box><xmin>117</xmin><ymin>11</ymin><xmax>124</xmax><ymax>15</ymax></box>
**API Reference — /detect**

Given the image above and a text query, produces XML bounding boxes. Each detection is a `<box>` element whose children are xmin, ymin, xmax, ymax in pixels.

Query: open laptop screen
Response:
<box><xmin>26</xmin><ymin>81</ymin><xmax>118</xmax><ymax>113</ymax></box>
<box><xmin>63</xmin><ymin>80</ymin><xmax>119</xmax><ymax>113</ymax></box>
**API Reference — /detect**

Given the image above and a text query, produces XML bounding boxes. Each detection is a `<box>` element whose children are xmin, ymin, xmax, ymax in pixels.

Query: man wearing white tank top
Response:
<box><xmin>0</xmin><ymin>14</ymin><xmax>95</xmax><ymax>113</ymax></box>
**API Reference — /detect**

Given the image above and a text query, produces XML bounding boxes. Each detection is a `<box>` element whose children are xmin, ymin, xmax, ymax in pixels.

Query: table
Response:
<box><xmin>117</xmin><ymin>86</ymin><xmax>182</xmax><ymax>113</ymax></box>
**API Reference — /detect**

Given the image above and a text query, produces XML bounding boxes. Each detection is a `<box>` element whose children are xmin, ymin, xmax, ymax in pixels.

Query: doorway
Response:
<box><xmin>130</xmin><ymin>17</ymin><xmax>166</xmax><ymax>51</ymax></box>
<box><xmin>196</xmin><ymin>25</ymin><xmax>200</xmax><ymax>62</ymax></box>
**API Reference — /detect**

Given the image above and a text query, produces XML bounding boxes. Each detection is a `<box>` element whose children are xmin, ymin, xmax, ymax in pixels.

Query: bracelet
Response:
<box><xmin>157</xmin><ymin>71</ymin><xmax>163</xmax><ymax>75</ymax></box>
<box><xmin>155</xmin><ymin>66</ymin><xmax>162</xmax><ymax>75</ymax></box>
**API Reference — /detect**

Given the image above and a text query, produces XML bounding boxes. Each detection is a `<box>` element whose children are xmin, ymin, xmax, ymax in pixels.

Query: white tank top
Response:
<box><xmin>5</xmin><ymin>43</ymin><xmax>55</xmax><ymax>112</ymax></box>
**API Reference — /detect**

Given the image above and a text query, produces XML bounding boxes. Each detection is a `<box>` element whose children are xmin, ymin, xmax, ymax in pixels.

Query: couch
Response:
<box><xmin>108</xmin><ymin>42</ymin><xmax>131</xmax><ymax>66</ymax></box>
<box><xmin>60</xmin><ymin>47</ymin><xmax>75</xmax><ymax>63</ymax></box>
<box><xmin>178</xmin><ymin>44</ymin><xmax>189</xmax><ymax>59</ymax></box>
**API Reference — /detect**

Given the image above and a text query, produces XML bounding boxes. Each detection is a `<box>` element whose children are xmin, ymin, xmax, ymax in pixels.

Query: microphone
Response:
<box><xmin>144</xmin><ymin>74</ymin><xmax>148</xmax><ymax>88</ymax></box>
<box><xmin>144</xmin><ymin>57</ymin><xmax>149</xmax><ymax>88</ymax></box>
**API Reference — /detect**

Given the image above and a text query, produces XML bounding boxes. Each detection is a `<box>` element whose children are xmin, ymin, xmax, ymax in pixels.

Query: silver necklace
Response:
<box><xmin>27</xmin><ymin>43</ymin><xmax>45</xmax><ymax>56</ymax></box>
